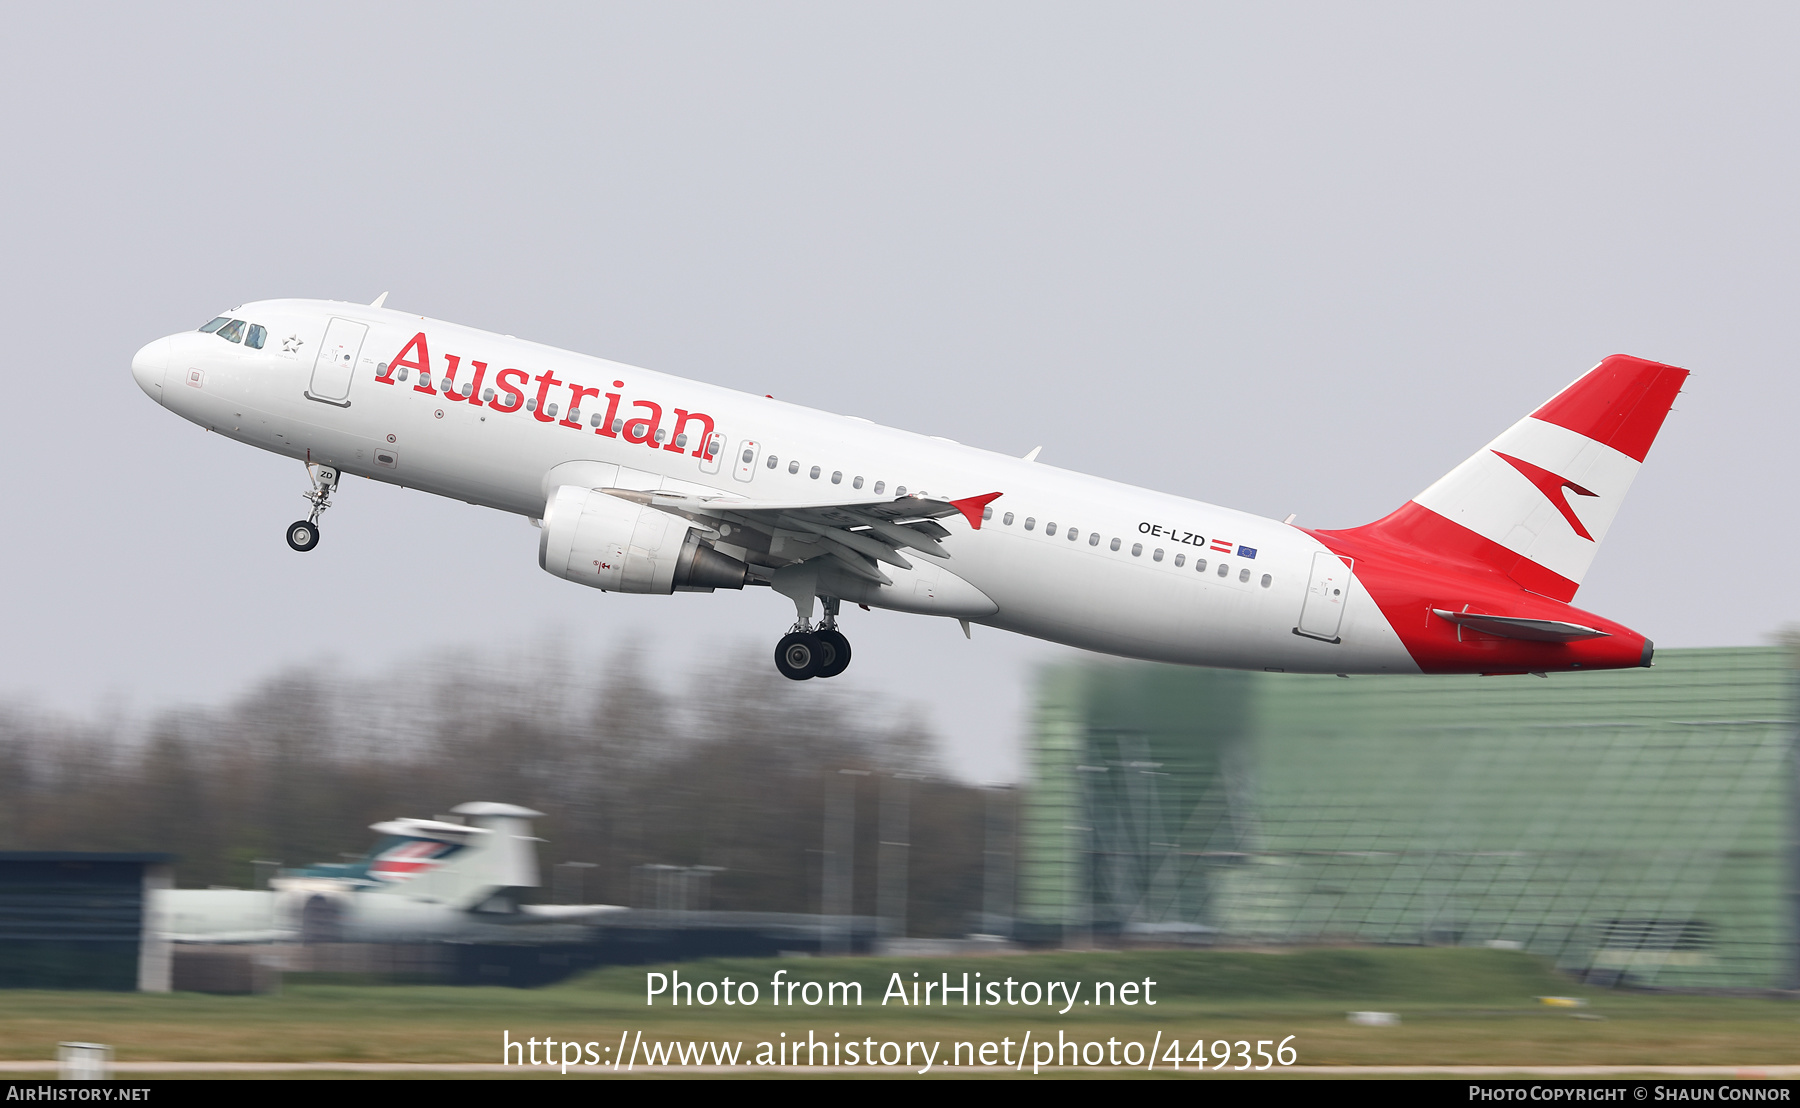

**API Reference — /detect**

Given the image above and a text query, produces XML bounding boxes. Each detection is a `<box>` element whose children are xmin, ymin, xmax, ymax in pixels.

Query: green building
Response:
<box><xmin>1018</xmin><ymin>647</ymin><xmax>1797</xmax><ymax>989</ymax></box>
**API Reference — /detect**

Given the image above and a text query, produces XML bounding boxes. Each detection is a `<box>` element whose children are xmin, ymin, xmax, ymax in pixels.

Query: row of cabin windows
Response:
<box><xmin>760</xmin><ymin>454</ymin><xmax>910</xmax><ymax>496</ymax></box>
<box><xmin>199</xmin><ymin>316</ymin><xmax>267</xmax><ymax>349</ymax></box>
<box><xmin>989</xmin><ymin>508</ymin><xmax>1272</xmax><ymax>588</ymax></box>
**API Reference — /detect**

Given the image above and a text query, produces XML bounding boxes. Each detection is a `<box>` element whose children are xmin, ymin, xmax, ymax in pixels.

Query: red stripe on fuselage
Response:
<box><xmin>1326</xmin><ymin>502</ymin><xmax>1579</xmax><ymax>602</ymax></box>
<box><xmin>1305</xmin><ymin>505</ymin><xmax>1648</xmax><ymax>674</ymax></box>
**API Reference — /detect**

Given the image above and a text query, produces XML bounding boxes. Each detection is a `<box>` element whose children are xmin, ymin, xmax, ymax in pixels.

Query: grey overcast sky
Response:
<box><xmin>1</xmin><ymin>3</ymin><xmax>1795</xmax><ymax>782</ymax></box>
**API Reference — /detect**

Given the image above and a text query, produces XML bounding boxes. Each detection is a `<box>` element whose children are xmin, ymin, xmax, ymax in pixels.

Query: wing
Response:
<box><xmin>599</xmin><ymin>488</ymin><xmax>1003</xmax><ymax>586</ymax></box>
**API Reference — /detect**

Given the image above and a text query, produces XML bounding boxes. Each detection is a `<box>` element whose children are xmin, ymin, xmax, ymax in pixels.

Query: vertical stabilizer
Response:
<box><xmin>451</xmin><ymin>801</ymin><xmax>544</xmax><ymax>892</ymax></box>
<box><xmin>1334</xmin><ymin>355</ymin><xmax>1688</xmax><ymax>601</ymax></box>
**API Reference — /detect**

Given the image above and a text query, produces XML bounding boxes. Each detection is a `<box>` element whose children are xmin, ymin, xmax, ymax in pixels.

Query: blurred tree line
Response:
<box><xmin>0</xmin><ymin>646</ymin><xmax>1010</xmax><ymax>937</ymax></box>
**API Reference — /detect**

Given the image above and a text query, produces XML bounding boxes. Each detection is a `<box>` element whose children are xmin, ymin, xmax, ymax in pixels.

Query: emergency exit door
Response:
<box><xmin>1295</xmin><ymin>551</ymin><xmax>1353</xmax><ymax>643</ymax></box>
<box><xmin>307</xmin><ymin>317</ymin><xmax>368</xmax><ymax>405</ymax></box>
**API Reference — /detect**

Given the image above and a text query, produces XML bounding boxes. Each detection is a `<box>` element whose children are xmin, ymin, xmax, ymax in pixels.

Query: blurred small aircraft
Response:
<box><xmin>154</xmin><ymin>802</ymin><xmax>622</xmax><ymax>944</ymax></box>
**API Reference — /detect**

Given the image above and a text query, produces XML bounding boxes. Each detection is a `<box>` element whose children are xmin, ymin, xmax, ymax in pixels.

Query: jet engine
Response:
<box><xmin>539</xmin><ymin>484</ymin><xmax>748</xmax><ymax>594</ymax></box>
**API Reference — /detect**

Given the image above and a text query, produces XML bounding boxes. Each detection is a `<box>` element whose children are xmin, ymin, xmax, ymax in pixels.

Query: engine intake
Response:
<box><xmin>539</xmin><ymin>485</ymin><xmax>747</xmax><ymax>593</ymax></box>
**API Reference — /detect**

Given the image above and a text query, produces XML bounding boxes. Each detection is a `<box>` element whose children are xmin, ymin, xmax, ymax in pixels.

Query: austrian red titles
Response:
<box><xmin>376</xmin><ymin>332</ymin><xmax>719</xmax><ymax>457</ymax></box>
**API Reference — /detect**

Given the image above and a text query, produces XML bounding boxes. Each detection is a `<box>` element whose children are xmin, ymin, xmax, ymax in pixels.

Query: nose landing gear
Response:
<box><xmin>773</xmin><ymin>597</ymin><xmax>853</xmax><ymax>681</ymax></box>
<box><xmin>287</xmin><ymin>462</ymin><xmax>338</xmax><ymax>552</ymax></box>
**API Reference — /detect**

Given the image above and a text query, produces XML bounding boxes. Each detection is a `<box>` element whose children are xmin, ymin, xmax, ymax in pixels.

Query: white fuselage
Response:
<box><xmin>133</xmin><ymin>299</ymin><xmax>1418</xmax><ymax>675</ymax></box>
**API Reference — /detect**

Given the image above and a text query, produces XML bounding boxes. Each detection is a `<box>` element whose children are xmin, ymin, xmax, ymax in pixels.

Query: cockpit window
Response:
<box><xmin>199</xmin><ymin>316</ymin><xmax>230</xmax><ymax>333</ymax></box>
<box><xmin>216</xmin><ymin>319</ymin><xmax>247</xmax><ymax>343</ymax></box>
<box><xmin>246</xmin><ymin>324</ymin><xmax>267</xmax><ymax>349</ymax></box>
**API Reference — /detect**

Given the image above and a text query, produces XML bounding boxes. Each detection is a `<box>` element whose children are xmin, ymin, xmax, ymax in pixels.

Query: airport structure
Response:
<box><xmin>1018</xmin><ymin>647</ymin><xmax>1797</xmax><ymax>990</ymax></box>
<box><xmin>0</xmin><ymin>853</ymin><xmax>173</xmax><ymax>990</ymax></box>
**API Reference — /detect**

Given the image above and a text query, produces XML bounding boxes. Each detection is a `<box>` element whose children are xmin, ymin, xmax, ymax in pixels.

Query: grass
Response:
<box><xmin>0</xmin><ymin>948</ymin><xmax>1793</xmax><ymax>1070</ymax></box>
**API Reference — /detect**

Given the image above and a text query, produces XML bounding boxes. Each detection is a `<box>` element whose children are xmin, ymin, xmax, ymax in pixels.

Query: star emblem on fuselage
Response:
<box><xmin>282</xmin><ymin>334</ymin><xmax>304</xmax><ymax>353</ymax></box>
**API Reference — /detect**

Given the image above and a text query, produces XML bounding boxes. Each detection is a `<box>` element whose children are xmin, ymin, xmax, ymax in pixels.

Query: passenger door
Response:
<box><xmin>306</xmin><ymin>318</ymin><xmax>368</xmax><ymax>405</ymax></box>
<box><xmin>1296</xmin><ymin>551</ymin><xmax>1353</xmax><ymax>642</ymax></box>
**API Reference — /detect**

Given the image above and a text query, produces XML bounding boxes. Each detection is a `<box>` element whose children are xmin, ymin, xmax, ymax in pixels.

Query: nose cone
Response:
<box><xmin>131</xmin><ymin>337</ymin><xmax>170</xmax><ymax>403</ymax></box>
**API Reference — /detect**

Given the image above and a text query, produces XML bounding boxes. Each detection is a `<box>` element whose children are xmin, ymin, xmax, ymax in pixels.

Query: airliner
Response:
<box><xmin>131</xmin><ymin>297</ymin><xmax>1686</xmax><ymax>680</ymax></box>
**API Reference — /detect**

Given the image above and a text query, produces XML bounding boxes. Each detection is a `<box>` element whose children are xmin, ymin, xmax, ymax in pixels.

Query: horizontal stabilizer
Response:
<box><xmin>1431</xmin><ymin>609</ymin><xmax>1609</xmax><ymax>643</ymax></box>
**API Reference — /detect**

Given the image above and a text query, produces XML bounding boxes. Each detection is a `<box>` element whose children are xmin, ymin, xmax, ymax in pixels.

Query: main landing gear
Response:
<box><xmin>287</xmin><ymin>462</ymin><xmax>338</xmax><ymax>553</ymax></box>
<box><xmin>774</xmin><ymin>598</ymin><xmax>852</xmax><ymax>681</ymax></box>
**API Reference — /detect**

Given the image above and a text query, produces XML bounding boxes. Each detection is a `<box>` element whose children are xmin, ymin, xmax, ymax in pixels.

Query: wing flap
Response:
<box><xmin>783</xmin><ymin>517</ymin><xmax>914</xmax><ymax>569</ymax></box>
<box><xmin>593</xmin><ymin>487</ymin><xmax>999</xmax><ymax>589</ymax></box>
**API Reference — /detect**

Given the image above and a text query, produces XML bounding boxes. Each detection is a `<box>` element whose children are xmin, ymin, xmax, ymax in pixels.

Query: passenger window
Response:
<box><xmin>1174</xmin><ymin>553</ymin><xmax>1185</xmax><ymax>567</ymax></box>
<box><xmin>1002</xmin><ymin>512</ymin><xmax>1014</xmax><ymax>526</ymax></box>
<box><xmin>246</xmin><ymin>324</ymin><xmax>267</xmax><ymax>349</ymax></box>
<box><xmin>655</xmin><ymin>428</ymin><xmax>667</xmax><ymax>443</ymax></box>
<box><xmin>854</xmin><ymin>476</ymin><xmax>864</xmax><ymax>489</ymax></box>
<box><xmin>810</xmin><ymin>465</ymin><xmax>821</xmax><ymax>479</ymax></box>
<box><xmin>678</xmin><ymin>433</ymin><xmax>690</xmax><ymax>448</ymax></box>
<box><xmin>1153</xmin><ymin>548</ymin><xmax>1164</xmax><ymax>562</ymax></box>
<box><xmin>1260</xmin><ymin>574</ymin><xmax>1272</xmax><ymax>588</ymax></box>
<box><xmin>1045</xmin><ymin>522</ymin><xmax>1057</xmax><ymax>536</ymax></box>
<box><xmin>1217</xmin><ymin>563</ymin><xmax>1229</xmax><ymax>577</ymax></box>
<box><xmin>789</xmin><ymin>460</ymin><xmax>800</xmax><ymax>474</ymax></box>
<box><xmin>1240</xmin><ymin>568</ymin><xmax>1251</xmax><ymax>583</ymax></box>
<box><xmin>741</xmin><ymin>447</ymin><xmax>754</xmax><ymax>463</ymax></box>
<box><xmin>874</xmin><ymin>481</ymin><xmax>886</xmax><ymax>494</ymax></box>
<box><xmin>831</xmin><ymin>471</ymin><xmax>842</xmax><ymax>484</ymax></box>
<box><xmin>1131</xmin><ymin>543</ymin><xmax>1143</xmax><ymax>557</ymax></box>
<box><xmin>1067</xmin><ymin>528</ymin><xmax>1079</xmax><ymax>541</ymax></box>
<box><xmin>1088</xmin><ymin>533</ymin><xmax>1100</xmax><ymax>546</ymax></box>
<box><xmin>982</xmin><ymin>505</ymin><xmax>992</xmax><ymax>520</ymax></box>
<box><xmin>1196</xmin><ymin>558</ymin><xmax>1207</xmax><ymax>573</ymax></box>
<box><xmin>766</xmin><ymin>455</ymin><xmax>778</xmax><ymax>469</ymax></box>
<box><xmin>588</xmin><ymin>410</ymin><xmax>601</xmax><ymax>426</ymax></box>
<box><xmin>216</xmin><ymin>319</ymin><xmax>246</xmax><ymax>343</ymax></box>
<box><xmin>1110</xmin><ymin>538</ymin><xmax>1120</xmax><ymax>552</ymax></box>
<box><xmin>896</xmin><ymin>486</ymin><xmax>907</xmax><ymax>495</ymax></box>
<box><xmin>199</xmin><ymin>316</ymin><xmax>230</xmax><ymax>333</ymax></box>
<box><xmin>1024</xmin><ymin>517</ymin><xmax>1035</xmax><ymax>531</ymax></box>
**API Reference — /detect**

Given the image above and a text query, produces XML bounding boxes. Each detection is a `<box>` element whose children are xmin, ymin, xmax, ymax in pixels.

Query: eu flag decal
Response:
<box><xmin>1237</xmin><ymin>545</ymin><xmax>1257</xmax><ymax>559</ymax></box>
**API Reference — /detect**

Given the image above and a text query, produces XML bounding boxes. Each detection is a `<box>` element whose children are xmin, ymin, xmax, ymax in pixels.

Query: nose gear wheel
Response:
<box><xmin>290</xmin><ymin>461</ymin><xmax>339</xmax><ymax>552</ymax></box>
<box><xmin>286</xmin><ymin>520</ymin><xmax>320</xmax><ymax>552</ymax></box>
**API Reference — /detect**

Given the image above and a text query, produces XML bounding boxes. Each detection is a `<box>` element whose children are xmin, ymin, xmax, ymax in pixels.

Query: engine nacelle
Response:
<box><xmin>539</xmin><ymin>484</ymin><xmax>748</xmax><ymax>594</ymax></box>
